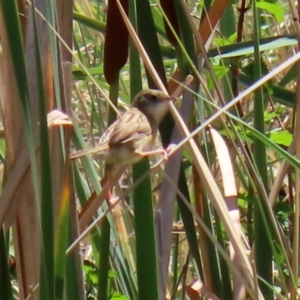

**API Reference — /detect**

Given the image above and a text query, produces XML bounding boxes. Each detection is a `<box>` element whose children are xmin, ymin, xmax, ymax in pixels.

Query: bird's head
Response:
<box><xmin>132</xmin><ymin>89</ymin><xmax>175</xmax><ymax>122</ymax></box>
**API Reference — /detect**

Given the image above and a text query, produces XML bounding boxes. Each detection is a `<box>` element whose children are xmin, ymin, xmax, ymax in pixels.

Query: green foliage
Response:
<box><xmin>268</xmin><ymin>130</ymin><xmax>293</xmax><ymax>147</ymax></box>
<box><xmin>256</xmin><ymin>1</ymin><xmax>284</xmax><ymax>23</ymax></box>
<box><xmin>2</xmin><ymin>0</ymin><xmax>300</xmax><ymax>299</ymax></box>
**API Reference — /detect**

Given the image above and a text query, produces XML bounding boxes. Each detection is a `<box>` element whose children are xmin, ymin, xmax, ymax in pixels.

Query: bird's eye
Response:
<box><xmin>150</xmin><ymin>94</ymin><xmax>158</xmax><ymax>101</ymax></box>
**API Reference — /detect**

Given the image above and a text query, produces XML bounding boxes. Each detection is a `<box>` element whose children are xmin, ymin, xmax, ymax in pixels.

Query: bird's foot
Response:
<box><xmin>163</xmin><ymin>143</ymin><xmax>177</xmax><ymax>160</ymax></box>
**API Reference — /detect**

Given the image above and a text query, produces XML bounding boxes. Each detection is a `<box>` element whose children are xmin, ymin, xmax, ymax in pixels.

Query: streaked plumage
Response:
<box><xmin>71</xmin><ymin>90</ymin><xmax>174</xmax><ymax>165</ymax></box>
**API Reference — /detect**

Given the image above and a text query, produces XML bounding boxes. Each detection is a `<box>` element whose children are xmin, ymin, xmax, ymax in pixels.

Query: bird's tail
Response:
<box><xmin>70</xmin><ymin>145</ymin><xmax>108</xmax><ymax>159</ymax></box>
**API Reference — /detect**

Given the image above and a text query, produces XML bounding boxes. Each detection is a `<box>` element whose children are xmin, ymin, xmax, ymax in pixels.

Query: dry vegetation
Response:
<box><xmin>0</xmin><ymin>0</ymin><xmax>300</xmax><ymax>300</ymax></box>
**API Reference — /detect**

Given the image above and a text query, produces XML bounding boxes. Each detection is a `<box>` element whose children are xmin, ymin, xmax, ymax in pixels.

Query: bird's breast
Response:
<box><xmin>105</xmin><ymin>145</ymin><xmax>142</xmax><ymax>165</ymax></box>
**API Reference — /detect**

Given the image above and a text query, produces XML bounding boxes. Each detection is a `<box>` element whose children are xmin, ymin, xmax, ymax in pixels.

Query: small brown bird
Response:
<box><xmin>71</xmin><ymin>89</ymin><xmax>174</xmax><ymax>165</ymax></box>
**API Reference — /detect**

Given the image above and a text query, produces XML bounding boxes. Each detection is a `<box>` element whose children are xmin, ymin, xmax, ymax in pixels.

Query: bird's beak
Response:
<box><xmin>163</xmin><ymin>95</ymin><xmax>176</xmax><ymax>103</ymax></box>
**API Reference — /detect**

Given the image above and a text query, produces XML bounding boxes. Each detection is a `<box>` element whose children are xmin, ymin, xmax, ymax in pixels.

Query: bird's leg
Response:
<box><xmin>134</xmin><ymin>149</ymin><xmax>165</xmax><ymax>157</ymax></box>
<box><xmin>134</xmin><ymin>143</ymin><xmax>177</xmax><ymax>161</ymax></box>
<box><xmin>134</xmin><ymin>149</ymin><xmax>169</xmax><ymax>162</ymax></box>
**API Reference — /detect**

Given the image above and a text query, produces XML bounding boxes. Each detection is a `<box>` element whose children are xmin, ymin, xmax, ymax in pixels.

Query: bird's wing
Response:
<box><xmin>106</xmin><ymin>108</ymin><xmax>153</xmax><ymax>147</ymax></box>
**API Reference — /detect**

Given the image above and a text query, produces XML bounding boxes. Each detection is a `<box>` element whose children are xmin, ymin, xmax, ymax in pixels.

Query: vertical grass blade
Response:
<box><xmin>252</xmin><ymin>2</ymin><xmax>273</xmax><ymax>298</ymax></box>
